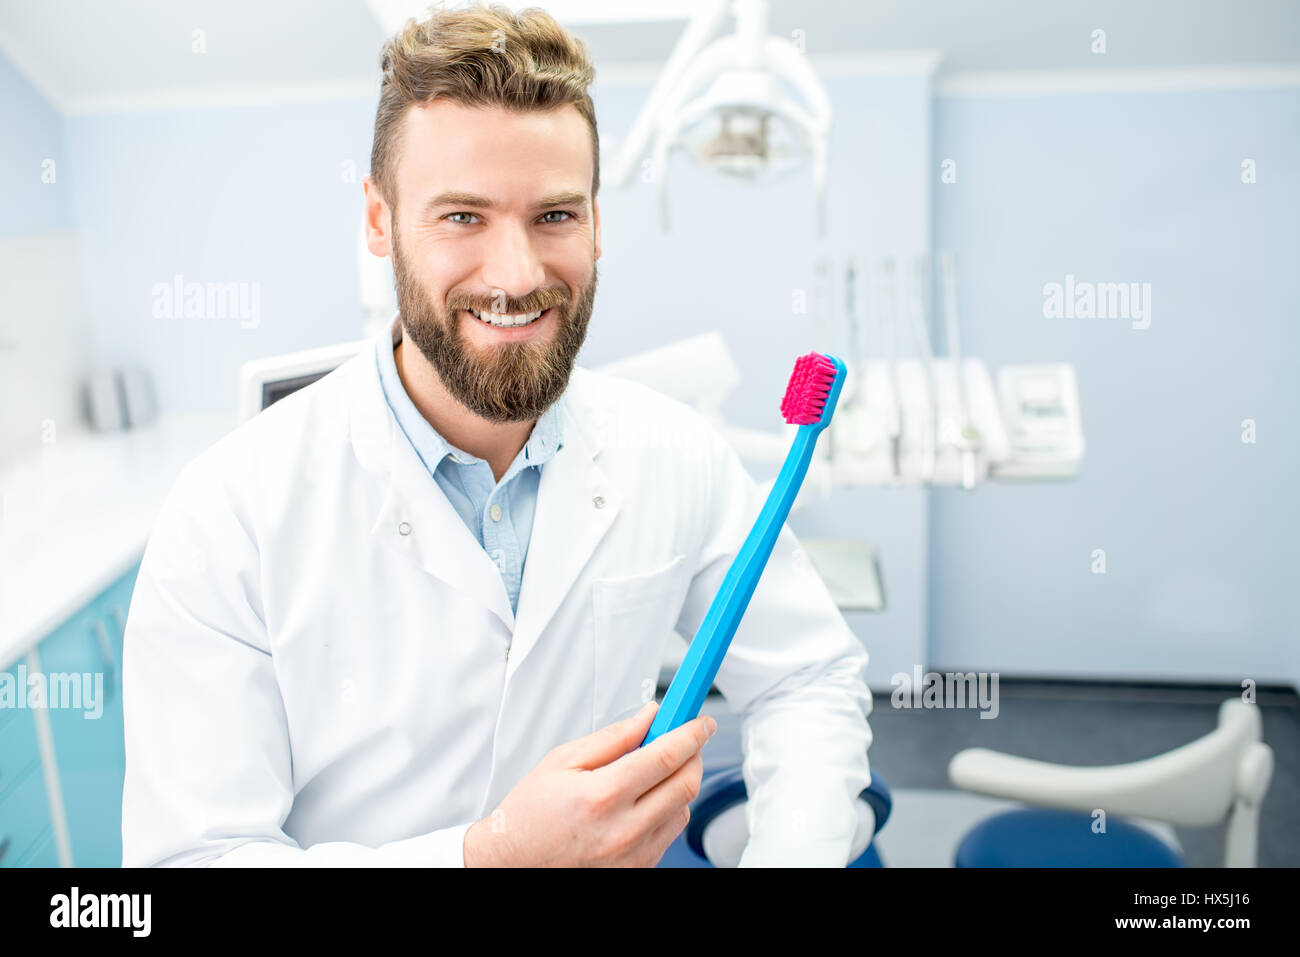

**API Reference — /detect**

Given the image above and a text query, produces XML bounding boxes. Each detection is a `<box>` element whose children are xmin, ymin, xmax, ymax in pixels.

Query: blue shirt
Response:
<box><xmin>374</xmin><ymin>325</ymin><xmax>564</xmax><ymax>614</ymax></box>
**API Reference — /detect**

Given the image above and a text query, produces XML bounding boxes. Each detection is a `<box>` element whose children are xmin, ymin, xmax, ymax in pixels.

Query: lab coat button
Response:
<box><xmin>592</xmin><ymin>495</ymin><xmax>605</xmax><ymax>509</ymax></box>
<box><xmin>397</xmin><ymin>521</ymin><xmax>412</xmax><ymax>536</ymax></box>
<box><xmin>489</xmin><ymin>504</ymin><xmax>503</xmax><ymax>522</ymax></box>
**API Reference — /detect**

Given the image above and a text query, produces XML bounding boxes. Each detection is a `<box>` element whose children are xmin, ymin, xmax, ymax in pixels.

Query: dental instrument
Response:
<box><xmin>831</xmin><ymin>255</ymin><xmax>870</xmax><ymax>481</ymax></box>
<box><xmin>907</xmin><ymin>257</ymin><xmax>938</xmax><ymax>484</ymax></box>
<box><xmin>876</xmin><ymin>258</ymin><xmax>903</xmax><ymax>482</ymax></box>
<box><xmin>814</xmin><ymin>253</ymin><xmax>834</xmax><ymax>355</ymax></box>
<box><xmin>845</xmin><ymin>257</ymin><xmax>862</xmax><ymax>379</ymax></box>
<box><xmin>642</xmin><ymin>351</ymin><xmax>848</xmax><ymax>746</ymax></box>
<box><xmin>937</xmin><ymin>251</ymin><xmax>982</xmax><ymax>490</ymax></box>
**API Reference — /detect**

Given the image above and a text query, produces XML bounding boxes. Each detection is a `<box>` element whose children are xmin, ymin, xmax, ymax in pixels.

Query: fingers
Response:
<box><xmin>634</xmin><ymin>748</ymin><xmax>703</xmax><ymax>825</ymax></box>
<box><xmin>639</xmin><ymin>796</ymin><xmax>694</xmax><ymax>866</ymax></box>
<box><xmin>560</xmin><ymin>701</ymin><xmax>659</xmax><ymax>770</ymax></box>
<box><xmin>603</xmin><ymin>713</ymin><xmax>715</xmax><ymax>800</ymax></box>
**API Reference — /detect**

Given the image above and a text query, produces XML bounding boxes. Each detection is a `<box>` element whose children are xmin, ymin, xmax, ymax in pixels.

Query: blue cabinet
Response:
<box><xmin>0</xmin><ymin>671</ymin><xmax>50</xmax><ymax>867</ymax></box>
<box><xmin>41</xmin><ymin>563</ymin><xmax>136</xmax><ymax>867</ymax></box>
<box><xmin>0</xmin><ymin>766</ymin><xmax>53</xmax><ymax>867</ymax></box>
<box><xmin>0</xmin><ymin>560</ymin><xmax>139</xmax><ymax>867</ymax></box>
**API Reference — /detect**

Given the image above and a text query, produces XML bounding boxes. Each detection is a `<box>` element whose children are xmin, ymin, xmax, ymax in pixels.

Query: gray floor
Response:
<box><xmin>698</xmin><ymin>681</ymin><xmax>1299</xmax><ymax>867</ymax></box>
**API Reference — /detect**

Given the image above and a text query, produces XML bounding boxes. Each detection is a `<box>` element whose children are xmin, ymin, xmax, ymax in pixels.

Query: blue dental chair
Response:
<box><xmin>657</xmin><ymin>764</ymin><xmax>892</xmax><ymax>868</ymax></box>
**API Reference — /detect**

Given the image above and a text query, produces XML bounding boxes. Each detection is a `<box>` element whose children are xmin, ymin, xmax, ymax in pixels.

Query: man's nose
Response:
<box><xmin>480</xmin><ymin>218</ymin><xmax>545</xmax><ymax>304</ymax></box>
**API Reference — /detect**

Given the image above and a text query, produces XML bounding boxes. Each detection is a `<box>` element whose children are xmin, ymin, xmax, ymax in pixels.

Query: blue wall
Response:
<box><xmin>0</xmin><ymin>51</ymin><xmax>87</xmax><ymax>464</ymax></box>
<box><xmin>62</xmin><ymin>99</ymin><xmax>379</xmax><ymax>411</ymax></box>
<box><xmin>930</xmin><ymin>86</ymin><xmax>1300</xmax><ymax>684</ymax></box>
<box><xmin>0</xmin><ymin>51</ymin><xmax>71</xmax><ymax>241</ymax></box>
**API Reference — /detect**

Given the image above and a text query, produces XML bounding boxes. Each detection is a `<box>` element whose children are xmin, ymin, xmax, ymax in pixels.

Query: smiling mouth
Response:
<box><xmin>467</xmin><ymin>306</ymin><xmax>547</xmax><ymax>328</ymax></box>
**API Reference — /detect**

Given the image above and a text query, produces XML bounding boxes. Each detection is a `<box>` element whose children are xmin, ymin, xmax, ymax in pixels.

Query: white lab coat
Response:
<box><xmin>121</xmin><ymin>319</ymin><xmax>873</xmax><ymax>867</ymax></box>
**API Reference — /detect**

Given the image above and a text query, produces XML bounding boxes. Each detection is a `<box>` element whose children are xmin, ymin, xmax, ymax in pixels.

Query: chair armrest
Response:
<box><xmin>947</xmin><ymin>699</ymin><xmax>1264</xmax><ymax>827</ymax></box>
<box><xmin>949</xmin><ymin>743</ymin><xmax>1240</xmax><ymax>825</ymax></box>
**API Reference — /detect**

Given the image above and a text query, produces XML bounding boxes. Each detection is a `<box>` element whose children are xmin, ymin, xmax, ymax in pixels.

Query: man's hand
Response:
<box><xmin>463</xmin><ymin>701</ymin><xmax>716</xmax><ymax>867</ymax></box>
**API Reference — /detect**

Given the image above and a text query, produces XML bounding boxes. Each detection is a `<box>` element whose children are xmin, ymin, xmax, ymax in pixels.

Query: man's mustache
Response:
<box><xmin>450</xmin><ymin>289</ymin><xmax>570</xmax><ymax>315</ymax></box>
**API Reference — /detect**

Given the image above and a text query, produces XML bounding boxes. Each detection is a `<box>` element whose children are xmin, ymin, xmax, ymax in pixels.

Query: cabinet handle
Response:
<box><xmin>92</xmin><ymin>618</ymin><xmax>118</xmax><ymax>704</ymax></box>
<box><xmin>0</xmin><ymin>835</ymin><xmax>9</xmax><ymax>865</ymax></box>
<box><xmin>109</xmin><ymin>604</ymin><xmax>126</xmax><ymax>637</ymax></box>
<box><xmin>109</xmin><ymin>604</ymin><xmax>127</xmax><ymax>699</ymax></box>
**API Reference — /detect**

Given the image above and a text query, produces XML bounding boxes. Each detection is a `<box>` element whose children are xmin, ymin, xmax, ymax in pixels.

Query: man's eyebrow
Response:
<box><xmin>422</xmin><ymin>190</ymin><xmax>589</xmax><ymax>215</ymax></box>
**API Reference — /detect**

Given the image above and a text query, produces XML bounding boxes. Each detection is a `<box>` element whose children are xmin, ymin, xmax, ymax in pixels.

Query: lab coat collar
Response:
<box><xmin>374</xmin><ymin>319</ymin><xmax>566</xmax><ymax>476</ymax></box>
<box><xmin>347</xmin><ymin>314</ymin><xmax>621</xmax><ymax>671</ymax></box>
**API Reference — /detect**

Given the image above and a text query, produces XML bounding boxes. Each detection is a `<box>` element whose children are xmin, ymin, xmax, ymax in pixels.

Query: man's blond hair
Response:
<box><xmin>371</xmin><ymin>3</ymin><xmax>599</xmax><ymax>208</ymax></box>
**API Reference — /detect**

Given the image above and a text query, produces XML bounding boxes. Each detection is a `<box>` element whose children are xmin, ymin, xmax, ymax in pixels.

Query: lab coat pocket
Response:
<box><xmin>591</xmin><ymin>553</ymin><xmax>690</xmax><ymax>730</ymax></box>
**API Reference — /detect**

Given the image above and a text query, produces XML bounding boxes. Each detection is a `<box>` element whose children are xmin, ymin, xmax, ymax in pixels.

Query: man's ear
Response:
<box><xmin>362</xmin><ymin>175</ymin><xmax>393</xmax><ymax>258</ymax></box>
<box><xmin>592</xmin><ymin>191</ymin><xmax>601</xmax><ymax>261</ymax></box>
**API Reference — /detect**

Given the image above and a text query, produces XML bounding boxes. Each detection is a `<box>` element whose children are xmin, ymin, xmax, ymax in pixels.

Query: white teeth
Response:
<box><xmin>469</xmin><ymin>308</ymin><xmax>544</xmax><ymax>328</ymax></box>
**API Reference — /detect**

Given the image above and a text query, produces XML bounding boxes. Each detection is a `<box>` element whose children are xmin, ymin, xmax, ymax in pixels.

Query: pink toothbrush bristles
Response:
<box><xmin>780</xmin><ymin>353</ymin><xmax>837</xmax><ymax>425</ymax></box>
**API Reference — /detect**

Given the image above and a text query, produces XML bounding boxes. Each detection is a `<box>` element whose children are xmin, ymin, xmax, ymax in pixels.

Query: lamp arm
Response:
<box><xmin>608</xmin><ymin>0</ymin><xmax>734</xmax><ymax>187</ymax></box>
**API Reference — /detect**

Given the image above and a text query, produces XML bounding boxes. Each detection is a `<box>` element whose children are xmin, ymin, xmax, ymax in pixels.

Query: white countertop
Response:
<box><xmin>0</xmin><ymin>413</ymin><xmax>235</xmax><ymax>668</ymax></box>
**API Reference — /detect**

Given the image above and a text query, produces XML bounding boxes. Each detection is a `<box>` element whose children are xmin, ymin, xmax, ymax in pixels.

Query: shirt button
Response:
<box><xmin>490</xmin><ymin>503</ymin><xmax>503</xmax><ymax>522</ymax></box>
<box><xmin>592</xmin><ymin>495</ymin><xmax>606</xmax><ymax>509</ymax></box>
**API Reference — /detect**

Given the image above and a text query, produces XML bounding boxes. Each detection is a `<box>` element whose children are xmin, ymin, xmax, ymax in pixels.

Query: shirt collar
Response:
<box><xmin>374</xmin><ymin>315</ymin><xmax>565</xmax><ymax>476</ymax></box>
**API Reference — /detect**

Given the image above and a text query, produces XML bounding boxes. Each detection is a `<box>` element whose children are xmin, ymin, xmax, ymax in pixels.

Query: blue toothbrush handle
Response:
<box><xmin>641</xmin><ymin>425</ymin><xmax>823</xmax><ymax>747</ymax></box>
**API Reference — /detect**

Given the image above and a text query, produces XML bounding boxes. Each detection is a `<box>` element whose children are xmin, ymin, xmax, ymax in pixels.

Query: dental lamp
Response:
<box><xmin>608</xmin><ymin>0</ymin><xmax>832</xmax><ymax>237</ymax></box>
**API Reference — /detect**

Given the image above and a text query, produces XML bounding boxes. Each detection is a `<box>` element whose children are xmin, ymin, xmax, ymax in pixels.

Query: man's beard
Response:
<box><xmin>391</xmin><ymin>222</ymin><xmax>596</xmax><ymax>423</ymax></box>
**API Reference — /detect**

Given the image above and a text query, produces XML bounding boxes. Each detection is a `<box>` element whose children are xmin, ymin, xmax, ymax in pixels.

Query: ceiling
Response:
<box><xmin>2</xmin><ymin>0</ymin><xmax>1297</xmax><ymax>112</ymax></box>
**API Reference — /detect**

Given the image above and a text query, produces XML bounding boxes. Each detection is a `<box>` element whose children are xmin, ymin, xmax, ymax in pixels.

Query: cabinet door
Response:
<box><xmin>0</xmin><ymin>660</ymin><xmax>51</xmax><ymax>868</ymax></box>
<box><xmin>0</xmin><ymin>769</ymin><xmax>52</xmax><ymax>868</ymax></box>
<box><xmin>14</xmin><ymin>830</ymin><xmax>58</xmax><ymax>867</ymax></box>
<box><xmin>0</xmin><ymin>667</ymin><xmax>42</xmax><ymax>798</ymax></box>
<box><xmin>39</xmin><ymin>572</ymin><xmax>131</xmax><ymax>868</ymax></box>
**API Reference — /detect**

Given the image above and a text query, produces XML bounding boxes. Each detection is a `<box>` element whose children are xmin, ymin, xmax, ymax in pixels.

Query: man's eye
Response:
<box><xmin>447</xmin><ymin>212</ymin><xmax>478</xmax><ymax>224</ymax></box>
<box><xmin>540</xmin><ymin>210</ymin><xmax>574</xmax><ymax>224</ymax></box>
